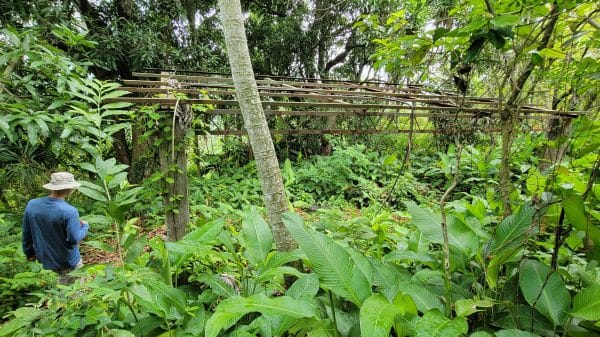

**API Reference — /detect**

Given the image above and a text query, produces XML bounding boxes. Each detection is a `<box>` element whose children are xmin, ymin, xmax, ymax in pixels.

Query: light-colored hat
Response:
<box><xmin>43</xmin><ymin>172</ymin><xmax>81</xmax><ymax>190</ymax></box>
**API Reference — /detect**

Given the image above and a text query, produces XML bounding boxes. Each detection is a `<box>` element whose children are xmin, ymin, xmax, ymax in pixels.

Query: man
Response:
<box><xmin>22</xmin><ymin>172</ymin><xmax>89</xmax><ymax>284</ymax></box>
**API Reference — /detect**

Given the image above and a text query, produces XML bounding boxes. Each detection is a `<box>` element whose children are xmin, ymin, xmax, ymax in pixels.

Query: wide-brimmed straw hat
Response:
<box><xmin>42</xmin><ymin>172</ymin><xmax>81</xmax><ymax>190</ymax></box>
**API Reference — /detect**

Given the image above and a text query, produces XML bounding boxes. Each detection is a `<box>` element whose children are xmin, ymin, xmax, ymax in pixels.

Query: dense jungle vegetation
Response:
<box><xmin>1</xmin><ymin>0</ymin><xmax>599</xmax><ymax>336</ymax></box>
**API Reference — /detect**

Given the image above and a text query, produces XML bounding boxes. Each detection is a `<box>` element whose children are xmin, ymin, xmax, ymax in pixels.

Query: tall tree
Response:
<box><xmin>218</xmin><ymin>0</ymin><xmax>294</xmax><ymax>251</ymax></box>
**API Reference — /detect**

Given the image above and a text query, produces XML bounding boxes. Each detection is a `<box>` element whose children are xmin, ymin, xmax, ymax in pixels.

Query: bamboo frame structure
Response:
<box><xmin>106</xmin><ymin>71</ymin><xmax>584</xmax><ymax>135</ymax></box>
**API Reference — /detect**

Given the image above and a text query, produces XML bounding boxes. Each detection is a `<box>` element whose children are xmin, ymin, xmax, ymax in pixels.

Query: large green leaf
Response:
<box><xmin>360</xmin><ymin>294</ymin><xmax>405</xmax><ymax>337</ymax></box>
<box><xmin>400</xmin><ymin>283</ymin><xmax>444</xmax><ymax>313</ymax></box>
<box><xmin>563</xmin><ymin>193</ymin><xmax>600</xmax><ymax>251</ymax></box>
<box><xmin>268</xmin><ymin>274</ymin><xmax>321</xmax><ymax>336</ymax></box>
<box><xmin>404</xmin><ymin>202</ymin><xmax>478</xmax><ymax>255</ymax></box>
<box><xmin>130</xmin><ymin>316</ymin><xmax>164</xmax><ymax>336</ymax></box>
<box><xmin>519</xmin><ymin>259</ymin><xmax>570</xmax><ymax>326</ymax></box>
<box><xmin>283</xmin><ymin>212</ymin><xmax>372</xmax><ymax>306</ymax></box>
<box><xmin>405</xmin><ymin>201</ymin><xmax>442</xmax><ymax>242</ymax></box>
<box><xmin>447</xmin><ymin>215</ymin><xmax>479</xmax><ymax>253</ymax></box>
<box><xmin>182</xmin><ymin>218</ymin><xmax>224</xmax><ymax>243</ymax></box>
<box><xmin>0</xmin><ymin>307</ymin><xmax>44</xmax><ymax>337</ymax></box>
<box><xmin>204</xmin><ymin>293</ymin><xmax>319</xmax><ymax>337</ymax></box>
<box><xmin>485</xmin><ymin>205</ymin><xmax>536</xmax><ymax>258</ymax></box>
<box><xmin>241</xmin><ymin>207</ymin><xmax>274</xmax><ymax>267</ymax></box>
<box><xmin>485</xmin><ymin>205</ymin><xmax>537</xmax><ymax>288</ymax></box>
<box><xmin>572</xmin><ymin>284</ymin><xmax>600</xmax><ymax>321</ymax></box>
<box><xmin>495</xmin><ymin>329</ymin><xmax>540</xmax><ymax>337</ymax></box>
<box><xmin>78</xmin><ymin>181</ymin><xmax>108</xmax><ymax>202</ymax></box>
<box><xmin>370</xmin><ymin>258</ymin><xmax>411</xmax><ymax>301</ymax></box>
<box><xmin>347</xmin><ymin>247</ymin><xmax>374</xmax><ymax>284</ymax></box>
<box><xmin>131</xmin><ymin>278</ymin><xmax>188</xmax><ymax>320</ymax></box>
<box><xmin>415</xmin><ymin>310</ymin><xmax>468</xmax><ymax>337</ymax></box>
<box><xmin>287</xmin><ymin>273</ymin><xmax>320</xmax><ymax>300</ymax></box>
<box><xmin>491</xmin><ymin>14</ymin><xmax>521</xmax><ymax>27</ymax></box>
<box><xmin>455</xmin><ymin>299</ymin><xmax>495</xmax><ymax>317</ymax></box>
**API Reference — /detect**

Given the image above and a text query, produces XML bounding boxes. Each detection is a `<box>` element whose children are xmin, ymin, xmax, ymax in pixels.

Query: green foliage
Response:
<box><xmin>484</xmin><ymin>205</ymin><xmax>538</xmax><ymax>288</ymax></box>
<box><xmin>0</xmin><ymin>26</ymin><xmax>131</xmax><ymax>210</ymax></box>
<box><xmin>3</xmin><ymin>196</ymin><xmax>600</xmax><ymax>336</ymax></box>
<box><xmin>77</xmin><ymin>157</ymin><xmax>143</xmax><ymax>266</ymax></box>
<box><xmin>519</xmin><ymin>259</ymin><xmax>570</xmax><ymax>326</ymax></box>
<box><xmin>288</xmin><ymin>145</ymin><xmax>431</xmax><ymax>208</ymax></box>
<box><xmin>240</xmin><ymin>207</ymin><xmax>274</xmax><ymax>267</ymax></box>
<box><xmin>414</xmin><ymin>310</ymin><xmax>468</xmax><ymax>337</ymax></box>
<box><xmin>283</xmin><ymin>212</ymin><xmax>372</xmax><ymax>306</ymax></box>
<box><xmin>205</xmin><ymin>293</ymin><xmax>320</xmax><ymax>337</ymax></box>
<box><xmin>572</xmin><ymin>284</ymin><xmax>600</xmax><ymax>321</ymax></box>
<box><xmin>190</xmin><ymin>162</ymin><xmax>263</xmax><ymax>214</ymax></box>
<box><xmin>359</xmin><ymin>293</ymin><xmax>416</xmax><ymax>337</ymax></box>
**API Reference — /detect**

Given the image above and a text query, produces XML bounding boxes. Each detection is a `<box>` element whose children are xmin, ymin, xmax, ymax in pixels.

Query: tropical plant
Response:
<box><xmin>77</xmin><ymin>157</ymin><xmax>144</xmax><ymax>264</ymax></box>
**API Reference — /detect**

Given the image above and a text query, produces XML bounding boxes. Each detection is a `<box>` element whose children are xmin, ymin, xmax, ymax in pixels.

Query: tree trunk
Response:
<box><xmin>538</xmin><ymin>91</ymin><xmax>574</xmax><ymax>172</ymax></box>
<box><xmin>159</xmin><ymin>103</ymin><xmax>192</xmax><ymax>241</ymax></box>
<box><xmin>218</xmin><ymin>0</ymin><xmax>295</xmax><ymax>251</ymax></box>
<box><xmin>499</xmin><ymin>3</ymin><xmax>559</xmax><ymax>215</ymax></box>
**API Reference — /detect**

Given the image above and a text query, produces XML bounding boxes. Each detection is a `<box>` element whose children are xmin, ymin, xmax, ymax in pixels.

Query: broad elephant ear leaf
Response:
<box><xmin>283</xmin><ymin>212</ymin><xmax>372</xmax><ymax>306</ymax></box>
<box><xmin>415</xmin><ymin>310</ymin><xmax>468</xmax><ymax>337</ymax></box>
<box><xmin>360</xmin><ymin>294</ymin><xmax>408</xmax><ymax>337</ymax></box>
<box><xmin>519</xmin><ymin>259</ymin><xmax>570</xmax><ymax>326</ymax></box>
<box><xmin>403</xmin><ymin>201</ymin><xmax>478</xmax><ymax>255</ymax></box>
<box><xmin>241</xmin><ymin>207</ymin><xmax>274</xmax><ymax>267</ymax></box>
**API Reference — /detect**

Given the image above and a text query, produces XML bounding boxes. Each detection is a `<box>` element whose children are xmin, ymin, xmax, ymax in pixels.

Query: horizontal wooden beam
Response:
<box><xmin>134</xmin><ymin>70</ymin><xmax>416</xmax><ymax>87</ymax></box>
<box><xmin>206</xmin><ymin>109</ymin><xmax>558</xmax><ymax>120</ymax></box>
<box><xmin>120</xmin><ymin>86</ymin><xmax>498</xmax><ymax>106</ymax></box>
<box><xmin>106</xmin><ymin>97</ymin><xmax>583</xmax><ymax>116</ymax></box>
<box><xmin>207</xmin><ymin>128</ymin><xmax>504</xmax><ymax>135</ymax></box>
<box><xmin>131</xmin><ymin>72</ymin><xmax>423</xmax><ymax>93</ymax></box>
<box><xmin>124</xmin><ymin>78</ymin><xmax>498</xmax><ymax>102</ymax></box>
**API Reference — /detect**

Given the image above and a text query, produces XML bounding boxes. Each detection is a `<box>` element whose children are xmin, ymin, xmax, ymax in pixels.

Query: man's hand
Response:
<box><xmin>80</xmin><ymin>220</ymin><xmax>88</xmax><ymax>227</ymax></box>
<box><xmin>27</xmin><ymin>255</ymin><xmax>36</xmax><ymax>261</ymax></box>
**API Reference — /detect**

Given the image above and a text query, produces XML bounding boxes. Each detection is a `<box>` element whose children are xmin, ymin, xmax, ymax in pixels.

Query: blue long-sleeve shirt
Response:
<box><xmin>22</xmin><ymin>197</ymin><xmax>89</xmax><ymax>270</ymax></box>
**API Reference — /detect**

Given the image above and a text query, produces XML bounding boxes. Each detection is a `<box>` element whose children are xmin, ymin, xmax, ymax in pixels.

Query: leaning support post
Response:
<box><xmin>159</xmin><ymin>76</ymin><xmax>192</xmax><ymax>241</ymax></box>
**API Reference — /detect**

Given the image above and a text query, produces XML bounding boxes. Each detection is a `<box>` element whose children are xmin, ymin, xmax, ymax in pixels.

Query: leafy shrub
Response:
<box><xmin>0</xmin><ymin>216</ymin><xmax>55</xmax><ymax>315</ymax></box>
<box><xmin>190</xmin><ymin>162</ymin><xmax>263</xmax><ymax>213</ymax></box>
<box><xmin>287</xmin><ymin>145</ymin><xmax>432</xmax><ymax>208</ymax></box>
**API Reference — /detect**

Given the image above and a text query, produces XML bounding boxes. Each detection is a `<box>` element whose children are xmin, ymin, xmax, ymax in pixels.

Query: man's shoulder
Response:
<box><xmin>26</xmin><ymin>197</ymin><xmax>47</xmax><ymax>207</ymax></box>
<box><xmin>56</xmin><ymin>200</ymin><xmax>79</xmax><ymax>215</ymax></box>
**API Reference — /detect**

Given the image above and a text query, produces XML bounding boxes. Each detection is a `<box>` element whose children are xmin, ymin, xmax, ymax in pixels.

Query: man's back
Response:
<box><xmin>22</xmin><ymin>197</ymin><xmax>89</xmax><ymax>270</ymax></box>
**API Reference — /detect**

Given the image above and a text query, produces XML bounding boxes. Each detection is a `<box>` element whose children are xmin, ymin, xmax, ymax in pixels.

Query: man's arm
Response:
<box><xmin>22</xmin><ymin>208</ymin><xmax>35</xmax><ymax>259</ymax></box>
<box><xmin>65</xmin><ymin>208</ymin><xmax>89</xmax><ymax>243</ymax></box>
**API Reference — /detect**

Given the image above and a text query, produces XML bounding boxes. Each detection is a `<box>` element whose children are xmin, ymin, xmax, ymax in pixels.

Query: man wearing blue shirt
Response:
<box><xmin>22</xmin><ymin>172</ymin><xmax>89</xmax><ymax>284</ymax></box>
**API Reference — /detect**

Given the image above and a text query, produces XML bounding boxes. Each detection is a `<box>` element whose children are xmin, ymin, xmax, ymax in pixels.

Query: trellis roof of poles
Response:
<box><xmin>110</xmin><ymin>70</ymin><xmax>585</xmax><ymax>136</ymax></box>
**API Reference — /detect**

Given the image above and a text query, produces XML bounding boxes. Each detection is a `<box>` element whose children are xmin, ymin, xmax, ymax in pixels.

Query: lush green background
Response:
<box><xmin>1</xmin><ymin>1</ymin><xmax>599</xmax><ymax>336</ymax></box>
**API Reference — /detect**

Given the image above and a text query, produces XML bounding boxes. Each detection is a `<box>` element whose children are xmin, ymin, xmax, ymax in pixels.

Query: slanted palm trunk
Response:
<box><xmin>218</xmin><ymin>0</ymin><xmax>295</xmax><ymax>251</ymax></box>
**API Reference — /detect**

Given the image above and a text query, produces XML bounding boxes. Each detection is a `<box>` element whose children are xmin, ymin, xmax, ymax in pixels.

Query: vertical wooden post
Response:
<box><xmin>159</xmin><ymin>72</ymin><xmax>191</xmax><ymax>241</ymax></box>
